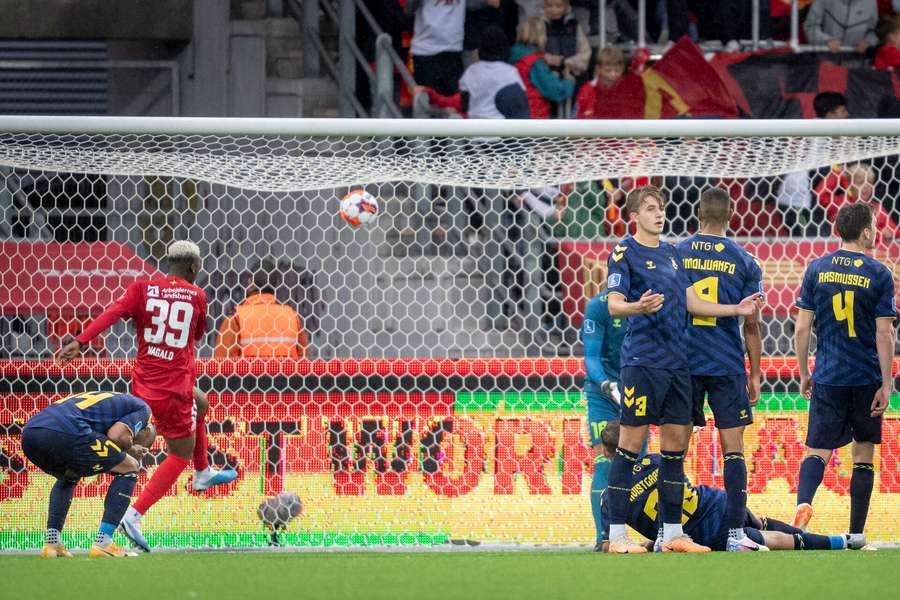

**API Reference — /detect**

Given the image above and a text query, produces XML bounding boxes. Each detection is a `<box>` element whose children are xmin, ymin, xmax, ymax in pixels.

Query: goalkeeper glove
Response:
<box><xmin>600</xmin><ymin>381</ymin><xmax>621</xmax><ymax>405</ymax></box>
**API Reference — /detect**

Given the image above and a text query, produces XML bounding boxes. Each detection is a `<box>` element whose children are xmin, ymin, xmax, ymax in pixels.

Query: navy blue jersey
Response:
<box><xmin>25</xmin><ymin>391</ymin><xmax>151</xmax><ymax>438</ymax></box>
<box><xmin>677</xmin><ymin>234</ymin><xmax>763</xmax><ymax>376</ymax></box>
<box><xmin>582</xmin><ymin>292</ymin><xmax>627</xmax><ymax>395</ymax></box>
<box><xmin>606</xmin><ymin>237</ymin><xmax>690</xmax><ymax>369</ymax></box>
<box><xmin>796</xmin><ymin>249</ymin><xmax>896</xmax><ymax>386</ymax></box>
<box><xmin>600</xmin><ymin>454</ymin><xmax>725</xmax><ymax>542</ymax></box>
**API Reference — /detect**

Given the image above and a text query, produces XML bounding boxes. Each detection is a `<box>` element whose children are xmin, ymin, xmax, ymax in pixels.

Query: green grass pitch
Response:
<box><xmin>1</xmin><ymin>550</ymin><xmax>898</xmax><ymax>600</ymax></box>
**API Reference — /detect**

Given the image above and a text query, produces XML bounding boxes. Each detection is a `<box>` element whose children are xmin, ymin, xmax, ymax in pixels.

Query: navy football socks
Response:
<box><xmin>724</xmin><ymin>452</ymin><xmax>747</xmax><ymax>538</ymax></box>
<box><xmin>659</xmin><ymin>450</ymin><xmax>687</xmax><ymax>529</ymax></box>
<box><xmin>607</xmin><ymin>447</ymin><xmax>640</xmax><ymax>537</ymax></box>
<box><xmin>102</xmin><ymin>472</ymin><xmax>138</xmax><ymax>530</ymax></box>
<box><xmin>793</xmin><ymin>532</ymin><xmax>847</xmax><ymax>551</ymax></box>
<box><xmin>47</xmin><ymin>478</ymin><xmax>77</xmax><ymax>534</ymax></box>
<box><xmin>797</xmin><ymin>455</ymin><xmax>826</xmax><ymax>506</ymax></box>
<box><xmin>849</xmin><ymin>463</ymin><xmax>875</xmax><ymax>534</ymax></box>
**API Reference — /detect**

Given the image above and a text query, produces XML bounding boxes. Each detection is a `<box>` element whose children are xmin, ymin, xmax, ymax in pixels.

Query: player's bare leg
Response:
<box><xmin>121</xmin><ymin>434</ymin><xmax>195</xmax><ymax>552</ymax></box>
<box><xmin>719</xmin><ymin>426</ymin><xmax>761</xmax><ymax>551</ymax></box>
<box><xmin>794</xmin><ymin>447</ymin><xmax>831</xmax><ymax>529</ymax></box>
<box><xmin>850</xmin><ymin>441</ymin><xmax>877</xmax><ymax>551</ymax></box>
<box><xmin>606</xmin><ymin>424</ymin><xmax>648</xmax><ymax>554</ymax></box>
<box><xmin>190</xmin><ymin>387</ymin><xmax>238</xmax><ymax>492</ymax></box>
<box><xmin>659</xmin><ymin>424</ymin><xmax>709</xmax><ymax>552</ymax></box>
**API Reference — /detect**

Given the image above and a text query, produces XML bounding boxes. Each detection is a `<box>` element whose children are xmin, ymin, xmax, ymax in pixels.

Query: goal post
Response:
<box><xmin>0</xmin><ymin>117</ymin><xmax>899</xmax><ymax>550</ymax></box>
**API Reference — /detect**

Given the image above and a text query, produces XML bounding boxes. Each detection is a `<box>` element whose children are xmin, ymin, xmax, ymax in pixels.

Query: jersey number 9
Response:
<box><xmin>692</xmin><ymin>276</ymin><xmax>719</xmax><ymax>327</ymax></box>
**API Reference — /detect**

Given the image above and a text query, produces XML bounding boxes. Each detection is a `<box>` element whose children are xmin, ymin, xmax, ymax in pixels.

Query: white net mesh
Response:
<box><xmin>0</xmin><ymin>122</ymin><xmax>898</xmax><ymax>549</ymax></box>
<box><xmin>1</xmin><ymin>132</ymin><xmax>900</xmax><ymax>189</ymax></box>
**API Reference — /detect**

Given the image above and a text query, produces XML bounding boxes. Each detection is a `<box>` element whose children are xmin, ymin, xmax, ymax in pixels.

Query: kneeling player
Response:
<box><xmin>597</xmin><ymin>423</ymin><xmax>867</xmax><ymax>552</ymax></box>
<box><xmin>22</xmin><ymin>391</ymin><xmax>156</xmax><ymax>558</ymax></box>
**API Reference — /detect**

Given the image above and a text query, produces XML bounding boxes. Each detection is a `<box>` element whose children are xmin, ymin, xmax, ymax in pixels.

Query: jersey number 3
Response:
<box><xmin>144</xmin><ymin>299</ymin><xmax>194</xmax><ymax>349</ymax></box>
<box><xmin>832</xmin><ymin>291</ymin><xmax>856</xmax><ymax>338</ymax></box>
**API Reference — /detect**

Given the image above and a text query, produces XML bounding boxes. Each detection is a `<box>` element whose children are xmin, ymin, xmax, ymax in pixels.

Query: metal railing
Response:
<box><xmin>287</xmin><ymin>0</ymin><xmax>422</xmax><ymax>118</ymax></box>
<box><xmin>599</xmin><ymin>0</ymin><xmax>841</xmax><ymax>53</ymax></box>
<box><xmin>286</xmin><ymin>0</ymin><xmax>367</xmax><ymax>117</ymax></box>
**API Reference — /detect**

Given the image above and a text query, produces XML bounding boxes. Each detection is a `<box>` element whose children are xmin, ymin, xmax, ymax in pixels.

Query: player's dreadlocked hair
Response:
<box><xmin>167</xmin><ymin>240</ymin><xmax>200</xmax><ymax>260</ymax></box>
<box><xmin>166</xmin><ymin>240</ymin><xmax>201</xmax><ymax>271</ymax></box>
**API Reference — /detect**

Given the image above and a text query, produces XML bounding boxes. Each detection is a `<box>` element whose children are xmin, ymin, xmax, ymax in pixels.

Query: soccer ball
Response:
<box><xmin>339</xmin><ymin>189</ymin><xmax>379</xmax><ymax>227</ymax></box>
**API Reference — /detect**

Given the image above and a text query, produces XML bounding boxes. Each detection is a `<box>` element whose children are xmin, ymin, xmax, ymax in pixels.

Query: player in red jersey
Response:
<box><xmin>60</xmin><ymin>240</ymin><xmax>236</xmax><ymax>551</ymax></box>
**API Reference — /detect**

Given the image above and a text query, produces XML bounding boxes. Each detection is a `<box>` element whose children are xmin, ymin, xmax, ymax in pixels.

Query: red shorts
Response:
<box><xmin>132</xmin><ymin>384</ymin><xmax>196</xmax><ymax>440</ymax></box>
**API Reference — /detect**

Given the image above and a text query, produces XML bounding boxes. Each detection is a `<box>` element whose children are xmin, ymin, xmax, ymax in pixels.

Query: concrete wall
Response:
<box><xmin>0</xmin><ymin>0</ymin><xmax>191</xmax><ymax>40</ymax></box>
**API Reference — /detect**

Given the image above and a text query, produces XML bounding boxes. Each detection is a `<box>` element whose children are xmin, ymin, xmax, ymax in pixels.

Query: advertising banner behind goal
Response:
<box><xmin>1</xmin><ymin>367</ymin><xmax>898</xmax><ymax>548</ymax></box>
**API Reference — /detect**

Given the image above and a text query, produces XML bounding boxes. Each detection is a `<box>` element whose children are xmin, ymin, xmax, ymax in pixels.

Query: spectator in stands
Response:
<box><xmin>552</xmin><ymin>181</ymin><xmax>608</xmax><ymax>238</ymax></box>
<box><xmin>776</xmin><ymin>92</ymin><xmax>848</xmax><ymax>235</ymax></box>
<box><xmin>214</xmin><ymin>268</ymin><xmax>309</xmax><ymax>359</ymax></box>
<box><xmin>542</xmin><ymin>0</ymin><xmax>591</xmax><ymax>78</ymax></box>
<box><xmin>511</xmin><ymin>17</ymin><xmax>575</xmax><ymax>119</ymax></box>
<box><xmin>575</xmin><ymin>47</ymin><xmax>626</xmax><ymax>118</ymax></box>
<box><xmin>775</xmin><ymin>169</ymin><xmax>814</xmax><ymax>236</ymax></box>
<box><xmin>465</xmin><ymin>0</ymin><xmax>519</xmax><ymax>66</ymax></box>
<box><xmin>874</xmin><ymin>14</ymin><xmax>900</xmax><ymax>69</ymax></box>
<box><xmin>356</xmin><ymin>0</ymin><xmax>405</xmax><ymax>114</ymax></box>
<box><xmin>836</xmin><ymin>163</ymin><xmax>900</xmax><ymax>241</ymax></box>
<box><xmin>804</xmin><ymin>0</ymin><xmax>878</xmax><ymax>53</ymax></box>
<box><xmin>771</xmin><ymin>0</ymin><xmax>814</xmax><ymax>41</ymax></box>
<box><xmin>878</xmin><ymin>0</ymin><xmax>900</xmax><ymax>16</ymax></box>
<box><xmin>417</xmin><ymin>27</ymin><xmax>529</xmax><ymax>119</ymax></box>
<box><xmin>510</xmin><ymin>186</ymin><xmax>565</xmax><ymax>341</ymax></box>
<box><xmin>814</xmin><ymin>90</ymin><xmax>850</xmax><ymax>118</ymax></box>
<box><xmin>694</xmin><ymin>1</ymin><xmax>772</xmax><ymax>47</ymax></box>
<box><xmin>516</xmin><ymin>0</ymin><xmax>543</xmax><ymax>18</ymax></box>
<box><xmin>406</xmin><ymin>0</ymin><xmax>501</xmax><ymax>97</ymax></box>
<box><xmin>576</xmin><ymin>47</ymin><xmax>647</xmax><ymax>119</ymax></box>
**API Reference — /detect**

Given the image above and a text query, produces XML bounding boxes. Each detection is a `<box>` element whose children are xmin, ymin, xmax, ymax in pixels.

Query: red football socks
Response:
<box><xmin>193</xmin><ymin>415</ymin><xmax>209</xmax><ymax>472</ymax></box>
<box><xmin>132</xmin><ymin>453</ymin><xmax>190</xmax><ymax>515</ymax></box>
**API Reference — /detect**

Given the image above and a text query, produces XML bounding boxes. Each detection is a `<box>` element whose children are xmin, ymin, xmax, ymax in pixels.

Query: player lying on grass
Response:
<box><xmin>596</xmin><ymin>422</ymin><xmax>868</xmax><ymax>552</ymax></box>
<box><xmin>22</xmin><ymin>391</ymin><xmax>157</xmax><ymax>558</ymax></box>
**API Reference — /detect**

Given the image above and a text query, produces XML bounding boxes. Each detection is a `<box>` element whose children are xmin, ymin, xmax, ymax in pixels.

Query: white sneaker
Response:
<box><xmin>845</xmin><ymin>534</ymin><xmax>868</xmax><ymax>550</ymax></box>
<box><xmin>118</xmin><ymin>509</ymin><xmax>150</xmax><ymax>553</ymax></box>
<box><xmin>727</xmin><ymin>536</ymin><xmax>769</xmax><ymax>552</ymax></box>
<box><xmin>608</xmin><ymin>535</ymin><xmax>648</xmax><ymax>554</ymax></box>
<box><xmin>191</xmin><ymin>467</ymin><xmax>238</xmax><ymax>491</ymax></box>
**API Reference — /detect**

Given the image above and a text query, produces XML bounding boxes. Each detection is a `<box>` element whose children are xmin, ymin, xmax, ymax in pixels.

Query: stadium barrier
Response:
<box><xmin>1</xmin><ymin>358</ymin><xmax>898</xmax><ymax>548</ymax></box>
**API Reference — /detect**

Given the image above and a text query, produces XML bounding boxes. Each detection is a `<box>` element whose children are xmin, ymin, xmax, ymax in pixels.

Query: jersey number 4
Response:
<box><xmin>642</xmin><ymin>485</ymin><xmax>699</xmax><ymax>525</ymax></box>
<box><xmin>832</xmin><ymin>291</ymin><xmax>856</xmax><ymax>338</ymax></box>
<box><xmin>144</xmin><ymin>299</ymin><xmax>194</xmax><ymax>349</ymax></box>
<box><xmin>55</xmin><ymin>391</ymin><xmax>114</xmax><ymax>409</ymax></box>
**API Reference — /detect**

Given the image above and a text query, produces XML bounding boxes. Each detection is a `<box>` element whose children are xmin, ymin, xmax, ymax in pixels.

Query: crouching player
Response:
<box><xmin>22</xmin><ymin>391</ymin><xmax>156</xmax><ymax>558</ymax></box>
<box><xmin>597</xmin><ymin>422</ymin><xmax>867</xmax><ymax>552</ymax></box>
